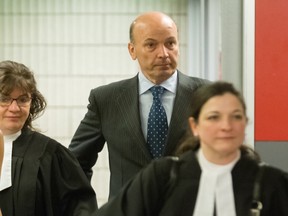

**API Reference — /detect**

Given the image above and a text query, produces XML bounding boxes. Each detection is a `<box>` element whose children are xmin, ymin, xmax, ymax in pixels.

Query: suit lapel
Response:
<box><xmin>164</xmin><ymin>73</ymin><xmax>199</xmax><ymax>155</ymax></box>
<box><xmin>115</xmin><ymin>75</ymin><xmax>152</xmax><ymax>160</ymax></box>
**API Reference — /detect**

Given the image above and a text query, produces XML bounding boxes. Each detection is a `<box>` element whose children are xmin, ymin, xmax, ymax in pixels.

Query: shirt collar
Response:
<box><xmin>198</xmin><ymin>148</ymin><xmax>240</xmax><ymax>173</ymax></box>
<box><xmin>138</xmin><ymin>70</ymin><xmax>178</xmax><ymax>95</ymax></box>
<box><xmin>0</xmin><ymin>130</ymin><xmax>21</xmax><ymax>191</ymax></box>
<box><xmin>4</xmin><ymin>131</ymin><xmax>21</xmax><ymax>143</ymax></box>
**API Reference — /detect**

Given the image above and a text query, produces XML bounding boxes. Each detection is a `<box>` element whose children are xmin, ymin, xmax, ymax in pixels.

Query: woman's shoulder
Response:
<box><xmin>262</xmin><ymin>164</ymin><xmax>288</xmax><ymax>183</ymax></box>
<box><xmin>151</xmin><ymin>150</ymin><xmax>199</xmax><ymax>180</ymax></box>
<box><xmin>22</xmin><ymin>129</ymin><xmax>71</xmax><ymax>158</ymax></box>
<box><xmin>147</xmin><ymin>156</ymin><xmax>180</xmax><ymax>175</ymax></box>
<box><xmin>152</xmin><ymin>151</ymin><xmax>196</xmax><ymax>171</ymax></box>
<box><xmin>30</xmin><ymin>130</ymin><xmax>60</xmax><ymax>148</ymax></box>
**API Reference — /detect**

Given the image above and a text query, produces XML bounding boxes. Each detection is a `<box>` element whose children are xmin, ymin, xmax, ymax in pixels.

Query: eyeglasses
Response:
<box><xmin>0</xmin><ymin>95</ymin><xmax>32</xmax><ymax>107</ymax></box>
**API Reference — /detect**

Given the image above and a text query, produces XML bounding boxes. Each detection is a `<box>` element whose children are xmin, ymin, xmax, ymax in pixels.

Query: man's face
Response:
<box><xmin>128</xmin><ymin>14</ymin><xmax>179</xmax><ymax>84</ymax></box>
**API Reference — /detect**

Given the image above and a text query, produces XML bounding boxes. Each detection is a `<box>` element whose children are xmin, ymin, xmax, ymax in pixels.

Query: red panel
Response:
<box><xmin>255</xmin><ymin>0</ymin><xmax>288</xmax><ymax>140</ymax></box>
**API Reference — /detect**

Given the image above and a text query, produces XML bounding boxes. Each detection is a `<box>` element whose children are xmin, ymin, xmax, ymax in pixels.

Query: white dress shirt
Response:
<box><xmin>138</xmin><ymin>71</ymin><xmax>177</xmax><ymax>141</ymax></box>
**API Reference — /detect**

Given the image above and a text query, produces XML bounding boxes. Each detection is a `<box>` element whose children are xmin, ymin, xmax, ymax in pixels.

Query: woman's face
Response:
<box><xmin>190</xmin><ymin>93</ymin><xmax>247</xmax><ymax>164</ymax></box>
<box><xmin>0</xmin><ymin>88</ymin><xmax>31</xmax><ymax>135</ymax></box>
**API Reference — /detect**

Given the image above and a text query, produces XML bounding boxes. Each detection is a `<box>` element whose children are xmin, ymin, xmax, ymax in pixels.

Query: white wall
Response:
<box><xmin>0</xmin><ymin>0</ymin><xmax>189</xmax><ymax>206</ymax></box>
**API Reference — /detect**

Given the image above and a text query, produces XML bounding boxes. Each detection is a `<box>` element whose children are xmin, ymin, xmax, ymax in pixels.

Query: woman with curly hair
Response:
<box><xmin>0</xmin><ymin>60</ymin><xmax>97</xmax><ymax>216</ymax></box>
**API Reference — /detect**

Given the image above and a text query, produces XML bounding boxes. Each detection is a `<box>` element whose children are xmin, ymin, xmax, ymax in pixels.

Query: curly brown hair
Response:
<box><xmin>0</xmin><ymin>60</ymin><xmax>47</xmax><ymax>130</ymax></box>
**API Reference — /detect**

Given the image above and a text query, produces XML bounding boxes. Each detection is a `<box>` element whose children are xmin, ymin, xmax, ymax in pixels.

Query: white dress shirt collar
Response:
<box><xmin>193</xmin><ymin>148</ymin><xmax>240</xmax><ymax>216</ymax></box>
<box><xmin>0</xmin><ymin>131</ymin><xmax>21</xmax><ymax>191</ymax></box>
<box><xmin>138</xmin><ymin>70</ymin><xmax>178</xmax><ymax>95</ymax></box>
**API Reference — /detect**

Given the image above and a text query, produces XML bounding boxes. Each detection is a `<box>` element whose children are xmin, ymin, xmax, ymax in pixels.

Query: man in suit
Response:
<box><xmin>69</xmin><ymin>11</ymin><xmax>209</xmax><ymax>203</ymax></box>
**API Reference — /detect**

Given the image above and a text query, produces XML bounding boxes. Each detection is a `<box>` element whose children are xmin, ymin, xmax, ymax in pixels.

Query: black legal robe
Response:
<box><xmin>97</xmin><ymin>149</ymin><xmax>288</xmax><ymax>216</ymax></box>
<box><xmin>0</xmin><ymin>128</ymin><xmax>97</xmax><ymax>216</ymax></box>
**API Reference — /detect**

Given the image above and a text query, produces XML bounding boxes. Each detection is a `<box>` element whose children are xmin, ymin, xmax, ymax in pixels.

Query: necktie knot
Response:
<box><xmin>150</xmin><ymin>86</ymin><xmax>165</xmax><ymax>100</ymax></box>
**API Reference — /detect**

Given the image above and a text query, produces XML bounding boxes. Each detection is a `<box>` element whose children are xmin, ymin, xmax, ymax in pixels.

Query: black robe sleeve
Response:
<box><xmin>96</xmin><ymin>157</ymin><xmax>176</xmax><ymax>216</ymax></box>
<box><xmin>260</xmin><ymin>167</ymin><xmax>288</xmax><ymax>216</ymax></box>
<box><xmin>0</xmin><ymin>129</ymin><xmax>98</xmax><ymax>216</ymax></box>
<box><xmin>36</xmin><ymin>140</ymin><xmax>98</xmax><ymax>216</ymax></box>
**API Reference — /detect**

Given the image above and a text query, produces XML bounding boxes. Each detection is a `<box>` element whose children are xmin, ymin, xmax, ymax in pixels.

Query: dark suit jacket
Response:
<box><xmin>96</xmin><ymin>150</ymin><xmax>288</xmax><ymax>216</ymax></box>
<box><xmin>69</xmin><ymin>71</ymin><xmax>209</xmax><ymax>199</ymax></box>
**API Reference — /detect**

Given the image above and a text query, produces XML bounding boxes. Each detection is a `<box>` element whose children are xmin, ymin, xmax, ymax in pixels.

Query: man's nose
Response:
<box><xmin>158</xmin><ymin>45</ymin><xmax>169</xmax><ymax>58</ymax></box>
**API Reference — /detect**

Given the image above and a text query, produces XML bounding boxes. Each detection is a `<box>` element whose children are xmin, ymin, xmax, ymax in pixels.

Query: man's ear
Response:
<box><xmin>128</xmin><ymin>42</ymin><xmax>137</xmax><ymax>60</ymax></box>
<box><xmin>188</xmin><ymin>117</ymin><xmax>198</xmax><ymax>136</ymax></box>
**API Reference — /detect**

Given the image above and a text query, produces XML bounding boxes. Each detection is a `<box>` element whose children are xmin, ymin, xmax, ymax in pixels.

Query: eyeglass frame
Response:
<box><xmin>0</xmin><ymin>94</ymin><xmax>32</xmax><ymax>107</ymax></box>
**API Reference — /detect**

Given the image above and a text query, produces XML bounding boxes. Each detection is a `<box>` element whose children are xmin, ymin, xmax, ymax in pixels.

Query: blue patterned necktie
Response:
<box><xmin>147</xmin><ymin>86</ymin><xmax>168</xmax><ymax>158</ymax></box>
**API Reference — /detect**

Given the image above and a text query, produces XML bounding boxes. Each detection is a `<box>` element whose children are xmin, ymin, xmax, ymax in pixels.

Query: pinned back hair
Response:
<box><xmin>175</xmin><ymin>81</ymin><xmax>259</xmax><ymax>161</ymax></box>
